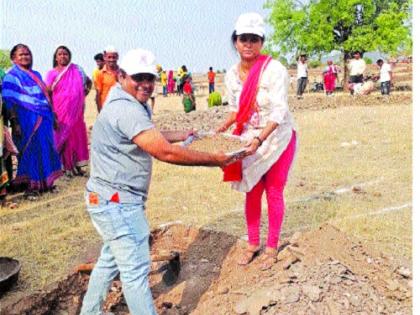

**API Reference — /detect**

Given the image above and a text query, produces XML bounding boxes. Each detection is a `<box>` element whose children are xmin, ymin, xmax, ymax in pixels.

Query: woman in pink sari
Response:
<box><xmin>167</xmin><ymin>70</ymin><xmax>175</xmax><ymax>94</ymax></box>
<box><xmin>217</xmin><ymin>13</ymin><xmax>297</xmax><ymax>270</ymax></box>
<box><xmin>323</xmin><ymin>60</ymin><xmax>339</xmax><ymax>95</ymax></box>
<box><xmin>45</xmin><ymin>46</ymin><xmax>92</xmax><ymax>177</ymax></box>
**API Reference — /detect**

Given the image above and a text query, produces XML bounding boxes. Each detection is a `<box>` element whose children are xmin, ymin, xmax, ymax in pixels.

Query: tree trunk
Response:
<box><xmin>342</xmin><ymin>51</ymin><xmax>351</xmax><ymax>91</ymax></box>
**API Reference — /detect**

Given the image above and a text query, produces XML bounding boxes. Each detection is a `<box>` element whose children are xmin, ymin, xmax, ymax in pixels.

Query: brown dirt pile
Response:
<box><xmin>1</xmin><ymin>223</ymin><xmax>411</xmax><ymax>315</ymax></box>
<box><xmin>188</xmin><ymin>134</ymin><xmax>244</xmax><ymax>154</ymax></box>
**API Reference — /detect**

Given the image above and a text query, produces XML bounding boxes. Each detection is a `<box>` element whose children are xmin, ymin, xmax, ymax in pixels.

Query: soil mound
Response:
<box><xmin>0</xmin><ymin>223</ymin><xmax>411</xmax><ymax>315</ymax></box>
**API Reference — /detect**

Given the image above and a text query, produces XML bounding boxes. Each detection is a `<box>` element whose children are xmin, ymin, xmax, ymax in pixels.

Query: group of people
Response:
<box><xmin>295</xmin><ymin>51</ymin><xmax>393</xmax><ymax>98</ymax></box>
<box><xmin>0</xmin><ymin>44</ymin><xmax>91</xmax><ymax>201</ymax></box>
<box><xmin>78</xmin><ymin>12</ymin><xmax>298</xmax><ymax>315</ymax></box>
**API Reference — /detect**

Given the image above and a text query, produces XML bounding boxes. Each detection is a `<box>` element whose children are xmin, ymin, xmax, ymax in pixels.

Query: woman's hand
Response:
<box><xmin>245</xmin><ymin>137</ymin><xmax>262</xmax><ymax>155</ymax></box>
<box><xmin>216</xmin><ymin>125</ymin><xmax>228</xmax><ymax>133</ymax></box>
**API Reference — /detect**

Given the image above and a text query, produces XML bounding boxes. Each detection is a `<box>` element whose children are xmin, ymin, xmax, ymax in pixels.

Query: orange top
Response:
<box><xmin>208</xmin><ymin>71</ymin><xmax>215</xmax><ymax>83</ymax></box>
<box><xmin>95</xmin><ymin>65</ymin><xmax>118</xmax><ymax>107</ymax></box>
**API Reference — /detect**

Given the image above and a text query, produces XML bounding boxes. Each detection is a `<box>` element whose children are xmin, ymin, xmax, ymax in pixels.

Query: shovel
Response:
<box><xmin>151</xmin><ymin>251</ymin><xmax>181</xmax><ymax>286</ymax></box>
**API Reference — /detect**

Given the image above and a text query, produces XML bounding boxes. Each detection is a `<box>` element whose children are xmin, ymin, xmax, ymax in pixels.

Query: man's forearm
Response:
<box><xmin>161</xmin><ymin>130</ymin><xmax>190</xmax><ymax>143</ymax></box>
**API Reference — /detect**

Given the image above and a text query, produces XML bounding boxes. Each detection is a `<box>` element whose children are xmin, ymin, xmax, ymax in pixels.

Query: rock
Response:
<box><xmin>217</xmin><ymin>287</ymin><xmax>229</xmax><ymax>295</ymax></box>
<box><xmin>302</xmin><ymin>285</ymin><xmax>321</xmax><ymax>302</ymax></box>
<box><xmin>287</xmin><ymin>245</ymin><xmax>305</xmax><ymax>259</ymax></box>
<box><xmin>281</xmin><ymin>285</ymin><xmax>301</xmax><ymax>304</ymax></box>
<box><xmin>395</xmin><ymin>266</ymin><xmax>411</xmax><ymax>278</ymax></box>
<box><xmin>349</xmin><ymin>294</ymin><xmax>361</xmax><ymax>307</ymax></box>
<box><xmin>386</xmin><ymin>279</ymin><xmax>400</xmax><ymax>291</ymax></box>
<box><xmin>289</xmin><ymin>231</ymin><xmax>302</xmax><ymax>245</ymax></box>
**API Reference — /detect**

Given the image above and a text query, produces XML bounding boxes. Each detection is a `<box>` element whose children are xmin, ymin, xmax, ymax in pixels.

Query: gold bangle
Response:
<box><xmin>254</xmin><ymin>136</ymin><xmax>263</xmax><ymax>147</ymax></box>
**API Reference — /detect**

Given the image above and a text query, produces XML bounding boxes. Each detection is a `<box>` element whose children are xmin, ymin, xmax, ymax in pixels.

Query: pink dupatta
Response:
<box><xmin>223</xmin><ymin>55</ymin><xmax>272</xmax><ymax>182</ymax></box>
<box><xmin>46</xmin><ymin>63</ymin><xmax>85</xmax><ymax>152</ymax></box>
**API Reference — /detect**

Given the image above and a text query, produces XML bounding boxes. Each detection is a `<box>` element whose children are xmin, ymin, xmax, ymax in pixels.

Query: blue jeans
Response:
<box><xmin>209</xmin><ymin>82</ymin><xmax>215</xmax><ymax>94</ymax></box>
<box><xmin>80</xmin><ymin>192</ymin><xmax>157</xmax><ymax>315</ymax></box>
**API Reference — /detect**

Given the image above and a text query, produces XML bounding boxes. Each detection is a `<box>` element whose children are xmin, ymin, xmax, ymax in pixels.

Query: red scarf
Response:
<box><xmin>223</xmin><ymin>55</ymin><xmax>272</xmax><ymax>182</ymax></box>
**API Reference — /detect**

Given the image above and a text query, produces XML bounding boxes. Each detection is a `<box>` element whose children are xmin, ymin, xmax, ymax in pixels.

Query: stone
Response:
<box><xmin>386</xmin><ymin>279</ymin><xmax>400</xmax><ymax>291</ymax></box>
<box><xmin>289</xmin><ymin>231</ymin><xmax>302</xmax><ymax>245</ymax></box>
<box><xmin>302</xmin><ymin>285</ymin><xmax>321</xmax><ymax>302</ymax></box>
<box><xmin>396</xmin><ymin>266</ymin><xmax>411</xmax><ymax>278</ymax></box>
<box><xmin>281</xmin><ymin>286</ymin><xmax>301</xmax><ymax>304</ymax></box>
<box><xmin>217</xmin><ymin>287</ymin><xmax>229</xmax><ymax>295</ymax></box>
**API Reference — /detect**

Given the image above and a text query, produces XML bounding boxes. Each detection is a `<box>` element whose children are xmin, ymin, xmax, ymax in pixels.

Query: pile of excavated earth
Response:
<box><xmin>2</xmin><ymin>223</ymin><xmax>411</xmax><ymax>315</ymax></box>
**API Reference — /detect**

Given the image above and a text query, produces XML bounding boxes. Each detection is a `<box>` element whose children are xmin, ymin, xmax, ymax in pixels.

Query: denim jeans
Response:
<box><xmin>209</xmin><ymin>82</ymin><xmax>215</xmax><ymax>94</ymax></box>
<box><xmin>80</xmin><ymin>192</ymin><xmax>157</xmax><ymax>315</ymax></box>
<box><xmin>297</xmin><ymin>77</ymin><xmax>307</xmax><ymax>96</ymax></box>
<box><xmin>381</xmin><ymin>81</ymin><xmax>391</xmax><ymax>95</ymax></box>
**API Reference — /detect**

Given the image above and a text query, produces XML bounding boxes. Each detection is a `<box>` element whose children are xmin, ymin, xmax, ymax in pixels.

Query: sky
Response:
<box><xmin>0</xmin><ymin>0</ymin><xmax>270</xmax><ymax>77</ymax></box>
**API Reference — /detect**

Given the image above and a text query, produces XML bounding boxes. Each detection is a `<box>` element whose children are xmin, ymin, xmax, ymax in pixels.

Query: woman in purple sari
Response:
<box><xmin>45</xmin><ymin>46</ymin><xmax>92</xmax><ymax>178</ymax></box>
<box><xmin>2</xmin><ymin>44</ymin><xmax>62</xmax><ymax>198</ymax></box>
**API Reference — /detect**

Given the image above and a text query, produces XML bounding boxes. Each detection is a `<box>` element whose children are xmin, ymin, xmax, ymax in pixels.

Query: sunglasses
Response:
<box><xmin>131</xmin><ymin>73</ymin><xmax>156</xmax><ymax>83</ymax></box>
<box><xmin>238</xmin><ymin>34</ymin><xmax>261</xmax><ymax>43</ymax></box>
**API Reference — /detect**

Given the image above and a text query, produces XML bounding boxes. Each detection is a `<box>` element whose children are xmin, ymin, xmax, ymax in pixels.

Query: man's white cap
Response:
<box><xmin>120</xmin><ymin>48</ymin><xmax>157</xmax><ymax>76</ymax></box>
<box><xmin>104</xmin><ymin>45</ymin><xmax>118</xmax><ymax>53</ymax></box>
<box><xmin>235</xmin><ymin>12</ymin><xmax>265</xmax><ymax>37</ymax></box>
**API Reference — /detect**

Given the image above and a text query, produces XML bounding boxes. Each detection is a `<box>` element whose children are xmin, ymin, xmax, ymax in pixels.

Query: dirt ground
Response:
<box><xmin>0</xmin><ymin>63</ymin><xmax>412</xmax><ymax>314</ymax></box>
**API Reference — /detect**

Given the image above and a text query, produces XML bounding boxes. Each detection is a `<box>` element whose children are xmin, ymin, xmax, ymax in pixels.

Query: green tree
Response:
<box><xmin>0</xmin><ymin>50</ymin><xmax>12</xmax><ymax>70</ymax></box>
<box><xmin>265</xmin><ymin>0</ymin><xmax>412</xmax><ymax>86</ymax></box>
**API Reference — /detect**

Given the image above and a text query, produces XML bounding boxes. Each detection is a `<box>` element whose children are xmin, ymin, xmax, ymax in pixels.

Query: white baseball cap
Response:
<box><xmin>235</xmin><ymin>12</ymin><xmax>265</xmax><ymax>37</ymax></box>
<box><xmin>120</xmin><ymin>48</ymin><xmax>157</xmax><ymax>76</ymax></box>
<box><xmin>104</xmin><ymin>45</ymin><xmax>118</xmax><ymax>53</ymax></box>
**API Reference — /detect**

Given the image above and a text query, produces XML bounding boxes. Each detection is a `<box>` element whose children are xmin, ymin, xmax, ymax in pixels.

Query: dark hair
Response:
<box><xmin>209</xmin><ymin>66</ymin><xmax>213</xmax><ymax>71</ymax></box>
<box><xmin>94</xmin><ymin>53</ymin><xmax>104</xmax><ymax>61</ymax></box>
<box><xmin>10</xmin><ymin>43</ymin><xmax>32</xmax><ymax>60</ymax></box>
<box><xmin>376</xmin><ymin>59</ymin><xmax>384</xmax><ymax>64</ymax></box>
<box><xmin>230</xmin><ymin>31</ymin><xmax>265</xmax><ymax>48</ymax></box>
<box><xmin>181</xmin><ymin>65</ymin><xmax>187</xmax><ymax>72</ymax></box>
<box><xmin>53</xmin><ymin>45</ymin><xmax>72</xmax><ymax>67</ymax></box>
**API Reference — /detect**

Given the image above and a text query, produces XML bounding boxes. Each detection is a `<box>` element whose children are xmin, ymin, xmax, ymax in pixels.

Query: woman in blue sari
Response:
<box><xmin>2</xmin><ymin>44</ymin><xmax>62</xmax><ymax>199</ymax></box>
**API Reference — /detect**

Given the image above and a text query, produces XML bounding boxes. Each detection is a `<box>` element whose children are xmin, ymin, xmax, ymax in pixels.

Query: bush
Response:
<box><xmin>0</xmin><ymin>50</ymin><xmax>12</xmax><ymax>70</ymax></box>
<box><xmin>364</xmin><ymin>57</ymin><xmax>373</xmax><ymax>64</ymax></box>
<box><xmin>308</xmin><ymin>60</ymin><xmax>322</xmax><ymax>68</ymax></box>
<box><xmin>278</xmin><ymin>56</ymin><xmax>288</xmax><ymax>67</ymax></box>
<box><xmin>208</xmin><ymin>92</ymin><xmax>222</xmax><ymax>107</ymax></box>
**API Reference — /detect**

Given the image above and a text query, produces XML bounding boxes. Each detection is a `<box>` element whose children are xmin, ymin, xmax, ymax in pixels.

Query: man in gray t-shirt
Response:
<box><xmin>81</xmin><ymin>49</ymin><xmax>244</xmax><ymax>315</ymax></box>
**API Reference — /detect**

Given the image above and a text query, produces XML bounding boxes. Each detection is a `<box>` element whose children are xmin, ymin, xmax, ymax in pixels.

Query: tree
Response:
<box><xmin>264</xmin><ymin>0</ymin><xmax>412</xmax><ymax>87</ymax></box>
<box><xmin>0</xmin><ymin>50</ymin><xmax>12</xmax><ymax>70</ymax></box>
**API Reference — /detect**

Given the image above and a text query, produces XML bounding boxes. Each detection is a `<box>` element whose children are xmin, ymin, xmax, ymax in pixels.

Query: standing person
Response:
<box><xmin>92</xmin><ymin>53</ymin><xmax>104</xmax><ymax>89</ymax></box>
<box><xmin>208</xmin><ymin>66</ymin><xmax>216</xmax><ymax>93</ymax></box>
<box><xmin>323</xmin><ymin>60</ymin><xmax>339</xmax><ymax>96</ymax></box>
<box><xmin>80</xmin><ymin>48</ymin><xmax>242</xmax><ymax>315</ymax></box>
<box><xmin>167</xmin><ymin>70</ymin><xmax>175</xmax><ymax>95</ymax></box>
<box><xmin>160</xmin><ymin>69</ymin><xmax>168</xmax><ymax>97</ymax></box>
<box><xmin>347</xmin><ymin>51</ymin><xmax>366</xmax><ymax>94</ymax></box>
<box><xmin>296</xmin><ymin>54</ymin><xmax>308</xmax><ymax>99</ymax></box>
<box><xmin>45</xmin><ymin>46</ymin><xmax>92</xmax><ymax>178</ymax></box>
<box><xmin>95</xmin><ymin>46</ymin><xmax>119</xmax><ymax>112</ymax></box>
<box><xmin>376</xmin><ymin>59</ymin><xmax>392</xmax><ymax>95</ymax></box>
<box><xmin>2</xmin><ymin>44</ymin><xmax>62</xmax><ymax>199</ymax></box>
<box><xmin>216</xmin><ymin>13</ymin><xmax>297</xmax><ymax>270</ymax></box>
<box><xmin>176</xmin><ymin>67</ymin><xmax>183</xmax><ymax>95</ymax></box>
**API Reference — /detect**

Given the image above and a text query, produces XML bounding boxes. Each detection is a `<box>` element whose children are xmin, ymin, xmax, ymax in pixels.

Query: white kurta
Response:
<box><xmin>225</xmin><ymin>59</ymin><xmax>297</xmax><ymax>193</ymax></box>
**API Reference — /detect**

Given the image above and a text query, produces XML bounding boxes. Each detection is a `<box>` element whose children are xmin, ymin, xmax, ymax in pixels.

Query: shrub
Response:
<box><xmin>364</xmin><ymin>57</ymin><xmax>373</xmax><ymax>64</ymax></box>
<box><xmin>0</xmin><ymin>50</ymin><xmax>12</xmax><ymax>70</ymax></box>
<box><xmin>308</xmin><ymin>60</ymin><xmax>321</xmax><ymax>68</ymax></box>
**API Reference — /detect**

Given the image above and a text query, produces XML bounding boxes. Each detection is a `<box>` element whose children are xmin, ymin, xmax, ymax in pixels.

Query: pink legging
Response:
<box><xmin>245</xmin><ymin>131</ymin><xmax>296</xmax><ymax>249</ymax></box>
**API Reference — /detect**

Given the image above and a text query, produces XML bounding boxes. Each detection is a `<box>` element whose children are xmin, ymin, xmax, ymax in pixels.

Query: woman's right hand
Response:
<box><xmin>216</xmin><ymin>125</ymin><xmax>228</xmax><ymax>133</ymax></box>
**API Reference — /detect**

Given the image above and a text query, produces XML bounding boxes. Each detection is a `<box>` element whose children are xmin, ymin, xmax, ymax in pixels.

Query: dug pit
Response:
<box><xmin>1</xmin><ymin>223</ymin><xmax>412</xmax><ymax>315</ymax></box>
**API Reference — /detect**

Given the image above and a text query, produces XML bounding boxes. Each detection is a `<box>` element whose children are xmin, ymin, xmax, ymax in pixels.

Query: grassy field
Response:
<box><xmin>0</xmin><ymin>89</ymin><xmax>412</xmax><ymax>305</ymax></box>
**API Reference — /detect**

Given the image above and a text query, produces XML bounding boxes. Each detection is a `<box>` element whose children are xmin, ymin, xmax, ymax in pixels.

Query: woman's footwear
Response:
<box><xmin>237</xmin><ymin>246</ymin><xmax>260</xmax><ymax>266</ymax></box>
<box><xmin>260</xmin><ymin>249</ymin><xmax>278</xmax><ymax>271</ymax></box>
<box><xmin>24</xmin><ymin>190</ymin><xmax>40</xmax><ymax>201</ymax></box>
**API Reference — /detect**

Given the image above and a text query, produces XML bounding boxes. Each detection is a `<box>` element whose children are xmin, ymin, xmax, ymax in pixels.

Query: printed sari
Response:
<box><xmin>167</xmin><ymin>70</ymin><xmax>175</xmax><ymax>94</ymax></box>
<box><xmin>223</xmin><ymin>55</ymin><xmax>272</xmax><ymax>181</ymax></box>
<box><xmin>323</xmin><ymin>65</ymin><xmax>337</xmax><ymax>93</ymax></box>
<box><xmin>2</xmin><ymin>65</ymin><xmax>62</xmax><ymax>190</ymax></box>
<box><xmin>45</xmin><ymin>63</ymin><xmax>89</xmax><ymax>171</ymax></box>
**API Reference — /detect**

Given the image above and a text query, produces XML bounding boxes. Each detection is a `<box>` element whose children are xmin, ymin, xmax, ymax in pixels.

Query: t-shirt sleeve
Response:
<box><xmin>115</xmin><ymin>101</ymin><xmax>155</xmax><ymax>140</ymax></box>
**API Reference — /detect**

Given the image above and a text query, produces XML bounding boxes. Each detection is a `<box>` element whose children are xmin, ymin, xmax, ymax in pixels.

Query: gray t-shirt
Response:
<box><xmin>86</xmin><ymin>83</ymin><xmax>154</xmax><ymax>203</ymax></box>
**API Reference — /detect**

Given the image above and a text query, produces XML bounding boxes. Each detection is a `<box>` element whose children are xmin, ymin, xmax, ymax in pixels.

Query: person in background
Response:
<box><xmin>182</xmin><ymin>75</ymin><xmax>196</xmax><ymax>113</ymax></box>
<box><xmin>376</xmin><ymin>59</ymin><xmax>392</xmax><ymax>95</ymax></box>
<box><xmin>80</xmin><ymin>48</ymin><xmax>242</xmax><ymax>315</ymax></box>
<box><xmin>167</xmin><ymin>70</ymin><xmax>175</xmax><ymax>95</ymax></box>
<box><xmin>323</xmin><ymin>60</ymin><xmax>339</xmax><ymax>96</ymax></box>
<box><xmin>160</xmin><ymin>69</ymin><xmax>168</xmax><ymax>97</ymax></box>
<box><xmin>95</xmin><ymin>46</ymin><xmax>119</xmax><ymax>112</ymax></box>
<box><xmin>217</xmin><ymin>13</ymin><xmax>297</xmax><ymax>270</ymax></box>
<box><xmin>92</xmin><ymin>53</ymin><xmax>104</xmax><ymax>89</ymax></box>
<box><xmin>45</xmin><ymin>45</ymin><xmax>91</xmax><ymax>178</ymax></box>
<box><xmin>208</xmin><ymin>66</ymin><xmax>216</xmax><ymax>94</ymax></box>
<box><xmin>2</xmin><ymin>44</ymin><xmax>62</xmax><ymax>199</ymax></box>
<box><xmin>296</xmin><ymin>54</ymin><xmax>308</xmax><ymax>99</ymax></box>
<box><xmin>347</xmin><ymin>51</ymin><xmax>366</xmax><ymax>94</ymax></box>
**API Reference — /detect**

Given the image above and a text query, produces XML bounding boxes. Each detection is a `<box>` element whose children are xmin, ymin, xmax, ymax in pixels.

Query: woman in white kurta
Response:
<box><xmin>217</xmin><ymin>12</ymin><xmax>297</xmax><ymax>270</ymax></box>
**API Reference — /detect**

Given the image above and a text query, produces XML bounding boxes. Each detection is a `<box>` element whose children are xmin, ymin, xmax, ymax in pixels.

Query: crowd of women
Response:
<box><xmin>0</xmin><ymin>44</ymin><xmax>91</xmax><ymax>201</ymax></box>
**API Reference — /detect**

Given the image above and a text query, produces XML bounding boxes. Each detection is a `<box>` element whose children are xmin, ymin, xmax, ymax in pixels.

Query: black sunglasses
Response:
<box><xmin>238</xmin><ymin>34</ymin><xmax>261</xmax><ymax>43</ymax></box>
<box><xmin>131</xmin><ymin>73</ymin><xmax>156</xmax><ymax>83</ymax></box>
